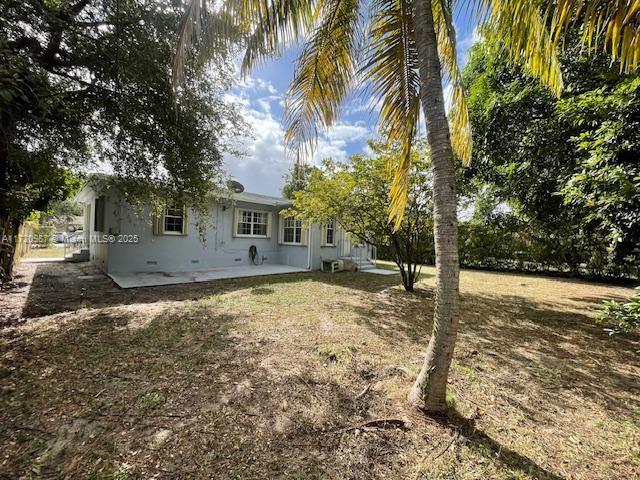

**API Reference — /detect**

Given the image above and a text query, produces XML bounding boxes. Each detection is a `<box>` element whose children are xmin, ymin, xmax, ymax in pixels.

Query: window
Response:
<box><xmin>325</xmin><ymin>220</ymin><xmax>335</xmax><ymax>246</ymax></box>
<box><xmin>163</xmin><ymin>205</ymin><xmax>184</xmax><ymax>234</ymax></box>
<box><xmin>236</xmin><ymin>209</ymin><xmax>269</xmax><ymax>237</ymax></box>
<box><xmin>94</xmin><ymin>196</ymin><xmax>105</xmax><ymax>232</ymax></box>
<box><xmin>283</xmin><ymin>216</ymin><xmax>302</xmax><ymax>244</ymax></box>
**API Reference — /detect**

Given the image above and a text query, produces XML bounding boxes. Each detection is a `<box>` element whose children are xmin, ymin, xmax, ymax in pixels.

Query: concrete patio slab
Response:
<box><xmin>361</xmin><ymin>268</ymin><xmax>399</xmax><ymax>276</ymax></box>
<box><xmin>109</xmin><ymin>264</ymin><xmax>309</xmax><ymax>289</ymax></box>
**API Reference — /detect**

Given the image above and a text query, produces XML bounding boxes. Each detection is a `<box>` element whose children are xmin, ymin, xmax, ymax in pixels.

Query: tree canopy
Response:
<box><xmin>281</xmin><ymin>164</ymin><xmax>316</xmax><ymax>200</ymax></box>
<box><xmin>462</xmin><ymin>37</ymin><xmax>640</xmax><ymax>278</ymax></box>
<box><xmin>291</xmin><ymin>141</ymin><xmax>433</xmax><ymax>290</ymax></box>
<box><xmin>1</xmin><ymin>0</ymin><xmax>243</xmax><ymax>219</ymax></box>
<box><xmin>1</xmin><ymin>0</ymin><xmax>244</xmax><ymax>277</ymax></box>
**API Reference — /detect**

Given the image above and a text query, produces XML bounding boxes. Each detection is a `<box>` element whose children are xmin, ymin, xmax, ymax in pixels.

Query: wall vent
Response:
<box><xmin>191</xmin><ymin>260</ymin><xmax>200</xmax><ymax>264</ymax></box>
<box><xmin>146</xmin><ymin>260</ymin><xmax>158</xmax><ymax>265</ymax></box>
<box><xmin>234</xmin><ymin>258</ymin><xmax>242</xmax><ymax>262</ymax></box>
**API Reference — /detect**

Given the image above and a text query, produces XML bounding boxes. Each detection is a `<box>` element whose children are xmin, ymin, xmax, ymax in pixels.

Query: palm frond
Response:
<box><xmin>547</xmin><ymin>0</ymin><xmax>640</xmax><ymax>73</ymax></box>
<box><xmin>432</xmin><ymin>0</ymin><xmax>472</xmax><ymax>165</ymax></box>
<box><xmin>362</xmin><ymin>0</ymin><xmax>420</xmax><ymax>227</ymax></box>
<box><xmin>172</xmin><ymin>0</ymin><xmax>206</xmax><ymax>94</ymax></box>
<box><xmin>283</xmin><ymin>0</ymin><xmax>362</xmax><ymax>157</ymax></box>
<box><xmin>240</xmin><ymin>0</ymin><xmax>317</xmax><ymax>74</ymax></box>
<box><xmin>480</xmin><ymin>0</ymin><xmax>564</xmax><ymax>96</ymax></box>
<box><xmin>195</xmin><ymin>12</ymin><xmax>246</xmax><ymax>72</ymax></box>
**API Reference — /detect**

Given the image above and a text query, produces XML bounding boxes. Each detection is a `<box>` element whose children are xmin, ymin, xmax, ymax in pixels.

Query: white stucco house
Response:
<box><xmin>75</xmin><ymin>181</ymin><xmax>377</xmax><ymax>288</ymax></box>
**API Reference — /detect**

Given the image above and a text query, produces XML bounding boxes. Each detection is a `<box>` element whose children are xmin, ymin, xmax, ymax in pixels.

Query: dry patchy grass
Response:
<box><xmin>0</xmin><ymin>261</ymin><xmax>638</xmax><ymax>479</ymax></box>
<box><xmin>22</xmin><ymin>246</ymin><xmax>66</xmax><ymax>259</ymax></box>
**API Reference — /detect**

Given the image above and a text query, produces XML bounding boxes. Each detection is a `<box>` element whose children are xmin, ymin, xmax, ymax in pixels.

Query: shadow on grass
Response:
<box><xmin>1</xmin><ymin>292</ymin><xmax>571</xmax><ymax>479</ymax></box>
<box><xmin>433</xmin><ymin>410</ymin><xmax>567</xmax><ymax>480</ymax></box>
<box><xmin>4</xmin><ymin>262</ymin><xmax>639</xmax><ymax>478</ymax></box>
<box><xmin>0</xmin><ymin>300</ymin><xmax>396</xmax><ymax>478</ymax></box>
<box><xmin>335</xmin><ymin>285</ymin><xmax>640</xmax><ymax>413</ymax></box>
<box><xmin>19</xmin><ymin>262</ymin><xmax>416</xmax><ymax>319</ymax></box>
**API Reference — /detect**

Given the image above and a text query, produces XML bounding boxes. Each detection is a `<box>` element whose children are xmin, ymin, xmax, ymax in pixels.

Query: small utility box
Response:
<box><xmin>321</xmin><ymin>259</ymin><xmax>342</xmax><ymax>273</ymax></box>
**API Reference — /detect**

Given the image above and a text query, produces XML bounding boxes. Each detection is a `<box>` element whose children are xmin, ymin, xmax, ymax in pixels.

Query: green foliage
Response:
<box><xmin>597</xmin><ymin>288</ymin><xmax>640</xmax><ymax>335</ymax></box>
<box><xmin>559</xmin><ymin>76</ymin><xmax>640</xmax><ymax>265</ymax></box>
<box><xmin>0</xmin><ymin>0</ymin><xmax>243</xmax><ymax>276</ymax></box>
<box><xmin>39</xmin><ymin>199</ymin><xmax>84</xmax><ymax>226</ymax></box>
<box><xmin>32</xmin><ymin>226</ymin><xmax>55</xmax><ymax>248</ymax></box>
<box><xmin>291</xmin><ymin>140</ymin><xmax>433</xmax><ymax>291</ymax></box>
<box><xmin>457</xmin><ymin>212</ymin><xmax>615</xmax><ymax>276</ymax></box>
<box><xmin>1</xmin><ymin>0</ymin><xmax>243</xmax><ymax>222</ymax></box>
<box><xmin>281</xmin><ymin>164</ymin><xmax>317</xmax><ymax>199</ymax></box>
<box><xmin>462</xmin><ymin>37</ymin><xmax>640</xmax><ymax>279</ymax></box>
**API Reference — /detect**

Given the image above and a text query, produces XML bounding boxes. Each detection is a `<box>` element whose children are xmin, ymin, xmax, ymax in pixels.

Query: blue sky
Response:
<box><xmin>223</xmin><ymin>7</ymin><xmax>479</xmax><ymax>196</ymax></box>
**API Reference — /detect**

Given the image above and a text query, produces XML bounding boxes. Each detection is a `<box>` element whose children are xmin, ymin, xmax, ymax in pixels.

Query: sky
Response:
<box><xmin>223</xmin><ymin>8</ymin><xmax>480</xmax><ymax>197</ymax></box>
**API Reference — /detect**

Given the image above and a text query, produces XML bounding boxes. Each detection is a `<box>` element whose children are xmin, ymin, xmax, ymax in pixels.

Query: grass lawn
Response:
<box><xmin>1</xmin><ymin>261</ymin><xmax>639</xmax><ymax>479</ymax></box>
<box><xmin>21</xmin><ymin>245</ymin><xmax>65</xmax><ymax>259</ymax></box>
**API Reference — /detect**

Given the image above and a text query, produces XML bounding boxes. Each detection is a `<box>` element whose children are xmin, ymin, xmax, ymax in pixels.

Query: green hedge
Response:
<box><xmin>378</xmin><ymin>215</ymin><xmax>638</xmax><ymax>280</ymax></box>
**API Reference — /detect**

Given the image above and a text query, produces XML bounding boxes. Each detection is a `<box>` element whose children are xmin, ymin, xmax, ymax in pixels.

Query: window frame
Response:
<box><xmin>282</xmin><ymin>216</ymin><xmax>303</xmax><ymax>245</ymax></box>
<box><xmin>94</xmin><ymin>196</ymin><xmax>105</xmax><ymax>233</ymax></box>
<box><xmin>235</xmin><ymin>208</ymin><xmax>270</xmax><ymax>238</ymax></box>
<box><xmin>324</xmin><ymin>219</ymin><xmax>335</xmax><ymax>247</ymax></box>
<box><xmin>163</xmin><ymin>205</ymin><xmax>185</xmax><ymax>235</ymax></box>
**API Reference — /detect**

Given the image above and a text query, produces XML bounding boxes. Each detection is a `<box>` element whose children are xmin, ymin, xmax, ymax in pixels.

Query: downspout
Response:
<box><xmin>214</xmin><ymin>204</ymin><xmax>219</xmax><ymax>251</ymax></box>
<box><xmin>307</xmin><ymin>224</ymin><xmax>312</xmax><ymax>270</ymax></box>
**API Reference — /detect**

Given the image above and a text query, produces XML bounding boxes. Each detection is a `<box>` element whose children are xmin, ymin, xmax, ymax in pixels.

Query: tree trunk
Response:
<box><xmin>408</xmin><ymin>0</ymin><xmax>460</xmax><ymax>412</ymax></box>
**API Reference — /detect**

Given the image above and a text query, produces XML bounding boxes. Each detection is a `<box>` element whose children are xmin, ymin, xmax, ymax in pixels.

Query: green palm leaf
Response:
<box><xmin>238</xmin><ymin>0</ymin><xmax>317</xmax><ymax>74</ymax></box>
<box><xmin>283</xmin><ymin>0</ymin><xmax>363</xmax><ymax>156</ymax></box>
<box><xmin>433</xmin><ymin>0</ymin><xmax>472</xmax><ymax>165</ymax></box>
<box><xmin>172</xmin><ymin>0</ymin><xmax>640</xmax><ymax>227</ymax></box>
<box><xmin>480</xmin><ymin>0</ymin><xmax>564</xmax><ymax>96</ymax></box>
<box><xmin>362</xmin><ymin>0</ymin><xmax>421</xmax><ymax>226</ymax></box>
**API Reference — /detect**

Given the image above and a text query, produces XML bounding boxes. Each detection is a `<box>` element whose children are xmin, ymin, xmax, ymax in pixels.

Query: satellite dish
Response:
<box><xmin>227</xmin><ymin>179</ymin><xmax>245</xmax><ymax>193</ymax></box>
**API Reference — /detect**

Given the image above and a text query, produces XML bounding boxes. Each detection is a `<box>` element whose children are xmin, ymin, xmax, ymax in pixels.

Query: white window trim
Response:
<box><xmin>282</xmin><ymin>216</ymin><xmax>303</xmax><ymax>245</ymax></box>
<box><xmin>323</xmin><ymin>220</ymin><xmax>336</xmax><ymax>247</ymax></box>
<box><xmin>163</xmin><ymin>206</ymin><xmax>185</xmax><ymax>235</ymax></box>
<box><xmin>235</xmin><ymin>208</ymin><xmax>270</xmax><ymax>238</ymax></box>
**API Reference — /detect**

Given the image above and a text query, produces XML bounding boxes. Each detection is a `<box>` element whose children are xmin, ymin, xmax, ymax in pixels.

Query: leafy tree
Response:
<box><xmin>0</xmin><ymin>0</ymin><xmax>243</xmax><ymax>279</ymax></box>
<box><xmin>39</xmin><ymin>199</ymin><xmax>84</xmax><ymax>226</ymax></box>
<box><xmin>463</xmin><ymin>37</ymin><xmax>639</xmax><ymax>278</ymax></box>
<box><xmin>176</xmin><ymin>0</ymin><xmax>640</xmax><ymax>412</ymax></box>
<box><xmin>281</xmin><ymin>164</ymin><xmax>317</xmax><ymax>199</ymax></box>
<box><xmin>292</xmin><ymin>142</ymin><xmax>433</xmax><ymax>291</ymax></box>
<box><xmin>559</xmin><ymin>76</ymin><xmax>640</xmax><ymax>270</ymax></box>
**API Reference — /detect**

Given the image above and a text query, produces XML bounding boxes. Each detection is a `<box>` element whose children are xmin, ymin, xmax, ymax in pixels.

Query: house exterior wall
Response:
<box><xmin>76</xmin><ymin>185</ymin><xmax>360</xmax><ymax>275</ymax></box>
<box><xmin>77</xmin><ymin>186</ymin><xmax>314</xmax><ymax>273</ymax></box>
<box><xmin>309</xmin><ymin>223</ymin><xmax>340</xmax><ymax>270</ymax></box>
<box><xmin>107</xmin><ymin>200</ymin><xmax>310</xmax><ymax>273</ymax></box>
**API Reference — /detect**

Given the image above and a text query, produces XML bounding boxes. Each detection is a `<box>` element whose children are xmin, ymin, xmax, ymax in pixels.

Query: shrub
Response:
<box><xmin>597</xmin><ymin>288</ymin><xmax>640</xmax><ymax>335</ymax></box>
<box><xmin>32</xmin><ymin>226</ymin><xmax>54</xmax><ymax>248</ymax></box>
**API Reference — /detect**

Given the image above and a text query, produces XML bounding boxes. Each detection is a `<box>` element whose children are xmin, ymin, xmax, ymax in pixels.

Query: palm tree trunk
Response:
<box><xmin>408</xmin><ymin>0</ymin><xmax>460</xmax><ymax>412</ymax></box>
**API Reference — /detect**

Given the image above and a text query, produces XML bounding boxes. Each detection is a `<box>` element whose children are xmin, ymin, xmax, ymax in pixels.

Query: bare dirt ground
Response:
<box><xmin>1</xmin><ymin>261</ymin><xmax>638</xmax><ymax>479</ymax></box>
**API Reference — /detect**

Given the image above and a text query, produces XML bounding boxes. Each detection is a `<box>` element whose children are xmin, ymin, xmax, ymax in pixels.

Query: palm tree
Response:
<box><xmin>173</xmin><ymin>0</ymin><xmax>640</xmax><ymax>412</ymax></box>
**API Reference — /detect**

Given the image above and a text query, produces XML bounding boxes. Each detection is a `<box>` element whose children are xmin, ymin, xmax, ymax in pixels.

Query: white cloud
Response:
<box><xmin>457</xmin><ymin>26</ymin><xmax>482</xmax><ymax>67</ymax></box>
<box><xmin>223</xmin><ymin>102</ymin><xmax>289</xmax><ymax>196</ymax></box>
<box><xmin>344</xmin><ymin>95</ymin><xmax>382</xmax><ymax>116</ymax></box>
<box><xmin>224</xmin><ymin>91</ymin><xmax>372</xmax><ymax>195</ymax></box>
<box><xmin>236</xmin><ymin>76</ymin><xmax>279</xmax><ymax>95</ymax></box>
<box><xmin>326</xmin><ymin>121</ymin><xmax>370</xmax><ymax>143</ymax></box>
<box><xmin>256</xmin><ymin>98</ymin><xmax>272</xmax><ymax>114</ymax></box>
